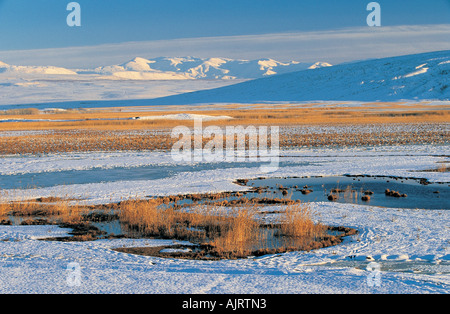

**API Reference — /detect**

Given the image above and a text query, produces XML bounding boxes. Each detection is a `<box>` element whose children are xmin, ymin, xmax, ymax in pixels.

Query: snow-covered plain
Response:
<box><xmin>0</xmin><ymin>56</ymin><xmax>330</xmax><ymax>108</ymax></box>
<box><xmin>0</xmin><ymin>201</ymin><xmax>448</xmax><ymax>294</ymax></box>
<box><xmin>0</xmin><ymin>145</ymin><xmax>448</xmax><ymax>293</ymax></box>
<box><xmin>133</xmin><ymin>113</ymin><xmax>233</xmax><ymax>121</ymax></box>
<box><xmin>2</xmin><ymin>145</ymin><xmax>448</xmax><ymax>202</ymax></box>
<box><xmin>0</xmin><ymin>74</ymin><xmax>241</xmax><ymax>108</ymax></box>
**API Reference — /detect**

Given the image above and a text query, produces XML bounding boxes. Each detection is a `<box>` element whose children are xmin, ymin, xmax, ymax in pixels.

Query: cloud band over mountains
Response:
<box><xmin>0</xmin><ymin>24</ymin><xmax>449</xmax><ymax>68</ymax></box>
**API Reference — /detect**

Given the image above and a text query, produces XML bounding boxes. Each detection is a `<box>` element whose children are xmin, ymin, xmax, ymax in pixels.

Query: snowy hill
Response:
<box><xmin>144</xmin><ymin>50</ymin><xmax>450</xmax><ymax>103</ymax></box>
<box><xmin>93</xmin><ymin>57</ymin><xmax>332</xmax><ymax>80</ymax></box>
<box><xmin>0</xmin><ymin>61</ymin><xmax>77</xmax><ymax>75</ymax></box>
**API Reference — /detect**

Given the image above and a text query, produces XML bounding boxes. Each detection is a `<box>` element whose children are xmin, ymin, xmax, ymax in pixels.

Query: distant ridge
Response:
<box><xmin>0</xmin><ymin>57</ymin><xmax>332</xmax><ymax>80</ymax></box>
<box><xmin>142</xmin><ymin>50</ymin><xmax>450</xmax><ymax>103</ymax></box>
<box><xmin>0</xmin><ymin>61</ymin><xmax>77</xmax><ymax>75</ymax></box>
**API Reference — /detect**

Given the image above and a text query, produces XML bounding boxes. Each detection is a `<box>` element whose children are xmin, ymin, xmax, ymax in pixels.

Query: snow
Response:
<box><xmin>139</xmin><ymin>50</ymin><xmax>450</xmax><ymax>105</ymax></box>
<box><xmin>0</xmin><ymin>55</ymin><xmax>332</xmax><ymax>107</ymax></box>
<box><xmin>133</xmin><ymin>113</ymin><xmax>233</xmax><ymax>121</ymax></box>
<box><xmin>401</xmin><ymin>67</ymin><xmax>429</xmax><ymax>79</ymax></box>
<box><xmin>1</xmin><ymin>51</ymin><xmax>449</xmax><ymax>109</ymax></box>
<box><xmin>0</xmin><ymin>76</ymin><xmax>240</xmax><ymax>107</ymax></box>
<box><xmin>2</xmin><ymin>144</ymin><xmax>448</xmax><ymax>203</ymax></box>
<box><xmin>308</xmin><ymin>61</ymin><xmax>333</xmax><ymax>69</ymax></box>
<box><xmin>0</xmin><ymin>51</ymin><xmax>449</xmax><ymax>293</ymax></box>
<box><xmin>108</xmin><ymin>71</ymin><xmax>189</xmax><ymax>80</ymax></box>
<box><xmin>0</xmin><ymin>61</ymin><xmax>77</xmax><ymax>75</ymax></box>
<box><xmin>0</xmin><ymin>200</ymin><xmax>448</xmax><ymax>293</ymax></box>
<box><xmin>0</xmin><ymin>144</ymin><xmax>448</xmax><ymax>293</ymax></box>
<box><xmin>121</xmin><ymin>57</ymin><xmax>155</xmax><ymax>71</ymax></box>
<box><xmin>0</xmin><ymin>113</ymin><xmax>231</xmax><ymax>123</ymax></box>
<box><xmin>159</xmin><ymin>248</ymin><xmax>193</xmax><ymax>253</ymax></box>
<box><xmin>90</xmin><ymin>56</ymin><xmax>330</xmax><ymax>80</ymax></box>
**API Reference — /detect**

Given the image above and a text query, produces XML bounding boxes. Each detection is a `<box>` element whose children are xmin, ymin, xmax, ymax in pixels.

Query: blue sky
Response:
<box><xmin>0</xmin><ymin>0</ymin><xmax>449</xmax><ymax>50</ymax></box>
<box><xmin>0</xmin><ymin>0</ymin><xmax>448</xmax><ymax>67</ymax></box>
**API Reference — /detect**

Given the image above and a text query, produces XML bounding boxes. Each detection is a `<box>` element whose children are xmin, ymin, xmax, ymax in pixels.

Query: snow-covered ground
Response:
<box><xmin>0</xmin><ymin>144</ymin><xmax>448</xmax><ymax>293</ymax></box>
<box><xmin>2</xmin><ymin>145</ymin><xmax>448</xmax><ymax>203</ymax></box>
<box><xmin>0</xmin><ymin>56</ymin><xmax>330</xmax><ymax>108</ymax></box>
<box><xmin>0</xmin><ymin>201</ymin><xmax>448</xmax><ymax>293</ymax></box>
<box><xmin>133</xmin><ymin>113</ymin><xmax>234</xmax><ymax>121</ymax></box>
<box><xmin>0</xmin><ymin>113</ymin><xmax>233</xmax><ymax>123</ymax></box>
<box><xmin>0</xmin><ymin>74</ymin><xmax>241</xmax><ymax>108</ymax></box>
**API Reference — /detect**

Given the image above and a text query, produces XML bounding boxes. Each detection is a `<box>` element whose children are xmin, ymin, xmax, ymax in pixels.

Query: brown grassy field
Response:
<box><xmin>0</xmin><ymin>102</ymin><xmax>448</xmax><ymax>131</ymax></box>
<box><xmin>0</xmin><ymin>102</ymin><xmax>448</xmax><ymax>155</ymax></box>
<box><xmin>0</xmin><ymin>125</ymin><xmax>446</xmax><ymax>155</ymax></box>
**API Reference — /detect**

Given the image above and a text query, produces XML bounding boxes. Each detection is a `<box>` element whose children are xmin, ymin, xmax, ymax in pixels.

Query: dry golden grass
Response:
<box><xmin>0</xmin><ymin>108</ymin><xmax>40</xmax><ymax>116</ymax></box>
<box><xmin>8</xmin><ymin>200</ymin><xmax>63</xmax><ymax>217</ymax></box>
<box><xmin>0</xmin><ymin>102</ymin><xmax>447</xmax><ymax>155</ymax></box>
<box><xmin>0</xmin><ymin>130</ymin><xmax>176</xmax><ymax>154</ymax></box>
<box><xmin>0</xmin><ymin>103</ymin><xmax>448</xmax><ymax>132</ymax></box>
<box><xmin>57</xmin><ymin>202</ymin><xmax>84</xmax><ymax>225</ymax></box>
<box><xmin>280</xmin><ymin>203</ymin><xmax>326</xmax><ymax>239</ymax></box>
<box><xmin>208</xmin><ymin>206</ymin><xmax>261</xmax><ymax>256</ymax></box>
<box><xmin>343</xmin><ymin>186</ymin><xmax>358</xmax><ymax>203</ymax></box>
<box><xmin>0</xmin><ymin>192</ymin><xmax>84</xmax><ymax>225</ymax></box>
<box><xmin>118</xmin><ymin>198</ymin><xmax>248</xmax><ymax>242</ymax></box>
<box><xmin>0</xmin><ymin>122</ymin><xmax>447</xmax><ymax>155</ymax></box>
<box><xmin>117</xmin><ymin>198</ymin><xmax>327</xmax><ymax>257</ymax></box>
<box><xmin>119</xmin><ymin>199</ymin><xmax>164</xmax><ymax>236</ymax></box>
<box><xmin>0</xmin><ymin>201</ymin><xmax>7</xmax><ymax>220</ymax></box>
<box><xmin>437</xmin><ymin>163</ymin><xmax>449</xmax><ymax>173</ymax></box>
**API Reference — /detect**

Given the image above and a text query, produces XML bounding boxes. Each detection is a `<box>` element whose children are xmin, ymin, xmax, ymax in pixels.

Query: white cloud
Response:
<box><xmin>0</xmin><ymin>24</ymin><xmax>449</xmax><ymax>67</ymax></box>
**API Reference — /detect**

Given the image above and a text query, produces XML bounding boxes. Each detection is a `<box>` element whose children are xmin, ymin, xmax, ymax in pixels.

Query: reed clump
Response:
<box><xmin>437</xmin><ymin>163</ymin><xmax>448</xmax><ymax>173</ymax></box>
<box><xmin>279</xmin><ymin>203</ymin><xmax>326</xmax><ymax>239</ymax></box>
<box><xmin>117</xmin><ymin>198</ymin><xmax>329</xmax><ymax>258</ymax></box>
<box><xmin>207</xmin><ymin>206</ymin><xmax>261</xmax><ymax>256</ymax></box>
<box><xmin>0</xmin><ymin>192</ymin><xmax>85</xmax><ymax>226</ymax></box>
<box><xmin>0</xmin><ymin>108</ymin><xmax>40</xmax><ymax>116</ymax></box>
<box><xmin>118</xmin><ymin>199</ymin><xmax>260</xmax><ymax>248</ymax></box>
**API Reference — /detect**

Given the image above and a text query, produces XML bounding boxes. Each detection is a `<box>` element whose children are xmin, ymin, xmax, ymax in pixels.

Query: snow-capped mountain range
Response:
<box><xmin>0</xmin><ymin>57</ymin><xmax>332</xmax><ymax>80</ymax></box>
<box><xmin>143</xmin><ymin>50</ymin><xmax>450</xmax><ymax>103</ymax></box>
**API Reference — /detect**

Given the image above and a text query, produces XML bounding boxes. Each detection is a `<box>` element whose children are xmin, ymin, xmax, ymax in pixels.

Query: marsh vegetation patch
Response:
<box><xmin>0</xmin><ymin>195</ymin><xmax>357</xmax><ymax>260</ymax></box>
